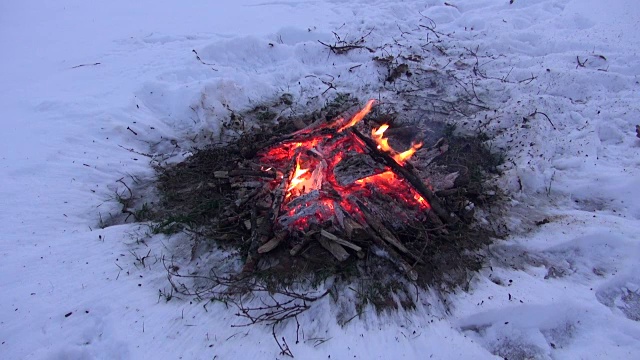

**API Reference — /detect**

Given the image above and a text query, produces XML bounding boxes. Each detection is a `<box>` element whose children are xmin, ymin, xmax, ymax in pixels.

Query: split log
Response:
<box><xmin>333</xmin><ymin>153</ymin><xmax>385</xmax><ymax>186</ymax></box>
<box><xmin>242</xmin><ymin>206</ymin><xmax>260</xmax><ymax>273</ymax></box>
<box><xmin>351</xmin><ymin>128</ymin><xmax>454</xmax><ymax>224</ymax></box>
<box><xmin>317</xmin><ymin>236</ymin><xmax>350</xmax><ymax>262</ymax></box>
<box><xmin>270</xmin><ymin>153</ymin><xmax>299</xmax><ymax>223</ymax></box>
<box><xmin>319</xmin><ymin>230</ymin><xmax>362</xmax><ymax>252</ymax></box>
<box><xmin>257</xmin><ymin>231</ymin><xmax>289</xmax><ymax>254</ymax></box>
<box><xmin>236</xmin><ymin>184</ymin><xmax>270</xmax><ymax>208</ymax></box>
<box><xmin>217</xmin><ymin>211</ymin><xmax>249</xmax><ymax>228</ymax></box>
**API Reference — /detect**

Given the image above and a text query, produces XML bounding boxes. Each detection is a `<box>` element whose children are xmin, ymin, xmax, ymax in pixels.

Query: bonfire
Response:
<box><xmin>213</xmin><ymin>100</ymin><xmax>457</xmax><ymax>281</ymax></box>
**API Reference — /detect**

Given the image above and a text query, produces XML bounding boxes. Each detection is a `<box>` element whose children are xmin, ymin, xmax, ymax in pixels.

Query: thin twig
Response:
<box><xmin>576</xmin><ymin>56</ymin><xmax>588</xmax><ymax>68</ymax></box>
<box><xmin>192</xmin><ymin>49</ymin><xmax>219</xmax><ymax>71</ymax></box>
<box><xmin>529</xmin><ymin>109</ymin><xmax>556</xmax><ymax>129</ymax></box>
<box><xmin>71</xmin><ymin>62</ymin><xmax>101</xmax><ymax>69</ymax></box>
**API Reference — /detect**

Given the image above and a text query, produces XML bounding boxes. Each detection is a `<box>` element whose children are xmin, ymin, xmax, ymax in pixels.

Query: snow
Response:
<box><xmin>1</xmin><ymin>0</ymin><xmax>639</xmax><ymax>359</ymax></box>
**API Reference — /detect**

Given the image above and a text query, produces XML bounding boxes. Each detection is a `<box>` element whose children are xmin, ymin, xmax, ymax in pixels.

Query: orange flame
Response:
<box><xmin>337</xmin><ymin>99</ymin><xmax>376</xmax><ymax>132</ymax></box>
<box><xmin>287</xmin><ymin>159</ymin><xmax>309</xmax><ymax>195</ymax></box>
<box><xmin>393</xmin><ymin>141</ymin><xmax>423</xmax><ymax>164</ymax></box>
<box><xmin>371</xmin><ymin>124</ymin><xmax>423</xmax><ymax>165</ymax></box>
<box><xmin>371</xmin><ymin>124</ymin><xmax>392</xmax><ymax>152</ymax></box>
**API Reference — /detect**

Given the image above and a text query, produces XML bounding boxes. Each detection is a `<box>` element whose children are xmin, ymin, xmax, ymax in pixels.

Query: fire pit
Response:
<box><xmin>150</xmin><ymin>96</ymin><xmax>502</xmax><ymax>314</ymax></box>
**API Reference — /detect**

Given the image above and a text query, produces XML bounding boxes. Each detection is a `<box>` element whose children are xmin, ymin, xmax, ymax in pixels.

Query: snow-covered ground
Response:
<box><xmin>1</xmin><ymin>0</ymin><xmax>639</xmax><ymax>358</ymax></box>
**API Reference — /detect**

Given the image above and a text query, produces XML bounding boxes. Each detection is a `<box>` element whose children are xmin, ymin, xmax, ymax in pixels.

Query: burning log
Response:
<box><xmin>351</xmin><ymin>128</ymin><xmax>454</xmax><ymax>224</ymax></box>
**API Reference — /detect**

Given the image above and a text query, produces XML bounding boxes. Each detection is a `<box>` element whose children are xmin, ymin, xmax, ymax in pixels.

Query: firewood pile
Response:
<box><xmin>206</xmin><ymin>100</ymin><xmax>477</xmax><ymax>282</ymax></box>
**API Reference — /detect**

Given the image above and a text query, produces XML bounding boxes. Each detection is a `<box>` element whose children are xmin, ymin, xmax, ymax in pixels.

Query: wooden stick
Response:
<box><xmin>236</xmin><ymin>183</ymin><xmax>269</xmax><ymax>208</ymax></box>
<box><xmin>319</xmin><ymin>230</ymin><xmax>362</xmax><ymax>252</ymax></box>
<box><xmin>271</xmin><ymin>152</ymin><xmax>299</xmax><ymax>222</ymax></box>
<box><xmin>351</xmin><ymin>128</ymin><xmax>454</xmax><ymax>224</ymax></box>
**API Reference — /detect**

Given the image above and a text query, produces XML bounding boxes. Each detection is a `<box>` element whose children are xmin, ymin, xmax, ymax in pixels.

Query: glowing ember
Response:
<box><xmin>257</xmin><ymin>100</ymin><xmax>430</xmax><ymax>231</ymax></box>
